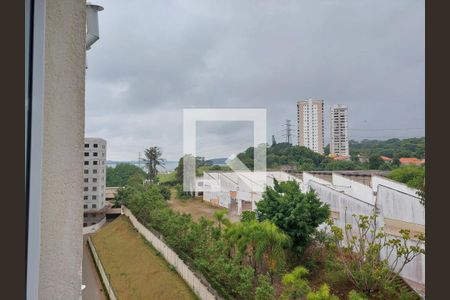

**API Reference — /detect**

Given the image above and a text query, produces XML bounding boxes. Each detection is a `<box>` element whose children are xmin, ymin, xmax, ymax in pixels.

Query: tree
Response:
<box><xmin>142</xmin><ymin>146</ymin><xmax>166</xmax><ymax>182</ymax></box>
<box><xmin>256</xmin><ymin>180</ymin><xmax>330</xmax><ymax>254</ymax></box>
<box><xmin>106</xmin><ymin>163</ymin><xmax>146</xmax><ymax>187</ymax></box>
<box><xmin>225</xmin><ymin>220</ymin><xmax>291</xmax><ymax>276</ymax></box>
<box><xmin>388</xmin><ymin>165</ymin><xmax>425</xmax><ymax>205</ymax></box>
<box><xmin>213</xmin><ymin>210</ymin><xmax>231</xmax><ymax>231</ymax></box>
<box><xmin>368</xmin><ymin>155</ymin><xmax>384</xmax><ymax>170</ymax></box>
<box><xmin>255</xmin><ymin>274</ymin><xmax>276</xmax><ymax>300</ymax></box>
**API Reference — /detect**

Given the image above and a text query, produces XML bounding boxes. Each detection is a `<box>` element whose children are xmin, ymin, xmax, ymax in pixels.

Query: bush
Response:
<box><xmin>348</xmin><ymin>290</ymin><xmax>367</xmax><ymax>300</ymax></box>
<box><xmin>255</xmin><ymin>274</ymin><xmax>276</xmax><ymax>300</ymax></box>
<box><xmin>157</xmin><ymin>185</ymin><xmax>171</xmax><ymax>200</ymax></box>
<box><xmin>280</xmin><ymin>266</ymin><xmax>311</xmax><ymax>299</ymax></box>
<box><xmin>307</xmin><ymin>284</ymin><xmax>338</xmax><ymax>300</ymax></box>
<box><xmin>175</xmin><ymin>184</ymin><xmax>193</xmax><ymax>199</ymax></box>
<box><xmin>324</xmin><ymin>213</ymin><xmax>425</xmax><ymax>296</ymax></box>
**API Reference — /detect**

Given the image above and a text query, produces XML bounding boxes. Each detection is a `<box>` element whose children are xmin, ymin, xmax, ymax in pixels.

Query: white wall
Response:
<box><xmin>39</xmin><ymin>1</ymin><xmax>86</xmax><ymax>299</ymax></box>
<box><xmin>372</xmin><ymin>175</ymin><xmax>418</xmax><ymax>197</ymax></box>
<box><xmin>332</xmin><ymin>173</ymin><xmax>375</xmax><ymax>205</ymax></box>
<box><xmin>302</xmin><ymin>172</ymin><xmax>332</xmax><ymax>192</ymax></box>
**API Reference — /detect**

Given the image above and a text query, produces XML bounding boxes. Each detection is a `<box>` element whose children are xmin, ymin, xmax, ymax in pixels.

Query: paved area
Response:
<box><xmin>82</xmin><ymin>235</ymin><xmax>107</xmax><ymax>300</ymax></box>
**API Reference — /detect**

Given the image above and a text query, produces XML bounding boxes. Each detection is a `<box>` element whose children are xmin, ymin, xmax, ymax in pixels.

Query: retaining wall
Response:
<box><xmin>122</xmin><ymin>206</ymin><xmax>220</xmax><ymax>300</ymax></box>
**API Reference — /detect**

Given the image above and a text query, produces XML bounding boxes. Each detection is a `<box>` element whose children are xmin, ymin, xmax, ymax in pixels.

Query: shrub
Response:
<box><xmin>255</xmin><ymin>274</ymin><xmax>276</xmax><ymax>300</ymax></box>
<box><xmin>324</xmin><ymin>213</ymin><xmax>425</xmax><ymax>295</ymax></box>
<box><xmin>280</xmin><ymin>266</ymin><xmax>311</xmax><ymax>299</ymax></box>
<box><xmin>348</xmin><ymin>290</ymin><xmax>367</xmax><ymax>300</ymax></box>
<box><xmin>307</xmin><ymin>284</ymin><xmax>338</xmax><ymax>300</ymax></box>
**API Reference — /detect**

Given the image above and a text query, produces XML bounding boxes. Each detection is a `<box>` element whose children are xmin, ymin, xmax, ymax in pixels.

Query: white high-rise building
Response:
<box><xmin>297</xmin><ymin>99</ymin><xmax>324</xmax><ymax>154</ymax></box>
<box><xmin>83</xmin><ymin>137</ymin><xmax>107</xmax><ymax>226</ymax></box>
<box><xmin>330</xmin><ymin>105</ymin><xmax>349</xmax><ymax>157</ymax></box>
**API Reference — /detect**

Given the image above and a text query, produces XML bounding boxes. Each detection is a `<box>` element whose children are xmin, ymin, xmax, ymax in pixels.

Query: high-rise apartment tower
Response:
<box><xmin>330</xmin><ymin>104</ymin><xmax>349</xmax><ymax>156</ymax></box>
<box><xmin>83</xmin><ymin>137</ymin><xmax>107</xmax><ymax>226</ymax></box>
<box><xmin>297</xmin><ymin>99</ymin><xmax>324</xmax><ymax>154</ymax></box>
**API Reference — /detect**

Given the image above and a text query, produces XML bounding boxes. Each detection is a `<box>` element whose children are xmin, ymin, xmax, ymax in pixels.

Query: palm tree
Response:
<box><xmin>142</xmin><ymin>146</ymin><xmax>166</xmax><ymax>182</ymax></box>
<box><xmin>225</xmin><ymin>220</ymin><xmax>290</xmax><ymax>275</ymax></box>
<box><xmin>213</xmin><ymin>210</ymin><xmax>231</xmax><ymax>231</ymax></box>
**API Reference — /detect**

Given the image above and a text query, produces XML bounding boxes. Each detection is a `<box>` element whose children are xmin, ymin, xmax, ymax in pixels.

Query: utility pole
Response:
<box><xmin>282</xmin><ymin>120</ymin><xmax>292</xmax><ymax>144</ymax></box>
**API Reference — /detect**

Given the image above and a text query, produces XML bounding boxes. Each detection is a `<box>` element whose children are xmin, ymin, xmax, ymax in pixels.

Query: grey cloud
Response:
<box><xmin>85</xmin><ymin>0</ymin><xmax>424</xmax><ymax>160</ymax></box>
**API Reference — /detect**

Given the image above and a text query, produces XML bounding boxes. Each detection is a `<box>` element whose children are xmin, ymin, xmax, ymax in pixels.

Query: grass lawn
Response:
<box><xmin>91</xmin><ymin>215</ymin><xmax>198</xmax><ymax>300</ymax></box>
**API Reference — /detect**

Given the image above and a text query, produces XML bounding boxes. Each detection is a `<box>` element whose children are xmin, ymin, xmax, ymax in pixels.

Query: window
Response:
<box><xmin>92</xmin><ymin>187</ymin><xmax>97</xmax><ymax>191</ymax></box>
<box><xmin>84</xmin><ymin>143</ymin><xmax>89</xmax><ymax>148</ymax></box>
<box><xmin>84</xmin><ymin>187</ymin><xmax>88</xmax><ymax>191</ymax></box>
<box><xmin>84</xmin><ymin>196</ymin><xmax>88</xmax><ymax>200</ymax></box>
<box><xmin>83</xmin><ymin>205</ymin><xmax>88</xmax><ymax>209</ymax></box>
<box><xmin>92</xmin><ymin>195</ymin><xmax>97</xmax><ymax>200</ymax></box>
<box><xmin>94</xmin><ymin>143</ymin><xmax>98</xmax><ymax>148</ymax></box>
<box><xmin>84</xmin><ymin>161</ymin><xmax>89</xmax><ymax>165</ymax></box>
<box><xmin>84</xmin><ymin>169</ymin><xmax>89</xmax><ymax>174</ymax></box>
<box><xmin>83</xmin><ymin>223</ymin><xmax>87</xmax><ymax>227</ymax></box>
<box><xmin>93</xmin><ymin>161</ymin><xmax>98</xmax><ymax>165</ymax></box>
<box><xmin>93</xmin><ymin>152</ymin><xmax>98</xmax><ymax>157</ymax></box>
<box><xmin>83</xmin><ymin>213</ymin><xmax>87</xmax><ymax>218</ymax></box>
<box><xmin>92</xmin><ymin>204</ymin><xmax>97</xmax><ymax>209</ymax></box>
<box><xmin>93</xmin><ymin>169</ymin><xmax>98</xmax><ymax>174</ymax></box>
<box><xmin>93</xmin><ymin>178</ymin><xmax>97</xmax><ymax>183</ymax></box>
<box><xmin>84</xmin><ymin>152</ymin><xmax>89</xmax><ymax>157</ymax></box>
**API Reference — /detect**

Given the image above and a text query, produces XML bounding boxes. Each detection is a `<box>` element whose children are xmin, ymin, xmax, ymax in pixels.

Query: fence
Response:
<box><xmin>122</xmin><ymin>206</ymin><xmax>221</xmax><ymax>300</ymax></box>
<box><xmin>87</xmin><ymin>237</ymin><xmax>117</xmax><ymax>300</ymax></box>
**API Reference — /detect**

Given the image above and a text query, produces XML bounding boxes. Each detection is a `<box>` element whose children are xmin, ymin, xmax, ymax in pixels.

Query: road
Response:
<box><xmin>82</xmin><ymin>235</ymin><xmax>107</xmax><ymax>300</ymax></box>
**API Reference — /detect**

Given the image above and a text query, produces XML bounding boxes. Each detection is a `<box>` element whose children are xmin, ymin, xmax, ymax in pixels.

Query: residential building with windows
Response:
<box><xmin>297</xmin><ymin>99</ymin><xmax>325</xmax><ymax>154</ymax></box>
<box><xmin>83</xmin><ymin>138</ymin><xmax>107</xmax><ymax>226</ymax></box>
<box><xmin>330</xmin><ymin>104</ymin><xmax>349</xmax><ymax>157</ymax></box>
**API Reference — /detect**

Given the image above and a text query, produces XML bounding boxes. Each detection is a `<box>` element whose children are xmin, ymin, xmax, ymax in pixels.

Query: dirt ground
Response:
<box><xmin>91</xmin><ymin>215</ymin><xmax>197</xmax><ymax>300</ymax></box>
<box><xmin>168</xmin><ymin>196</ymin><xmax>240</xmax><ymax>223</ymax></box>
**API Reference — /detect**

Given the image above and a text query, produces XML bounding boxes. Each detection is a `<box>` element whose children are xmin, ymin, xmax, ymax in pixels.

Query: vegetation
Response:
<box><xmin>234</xmin><ymin>137</ymin><xmax>425</xmax><ymax>173</ymax></box>
<box><xmin>388</xmin><ymin>165</ymin><xmax>425</xmax><ymax>205</ymax></box>
<box><xmin>106</xmin><ymin>163</ymin><xmax>146</xmax><ymax>187</ymax></box>
<box><xmin>91</xmin><ymin>215</ymin><xmax>197</xmax><ymax>300</ymax></box>
<box><xmin>117</xmin><ymin>177</ymin><xmax>423</xmax><ymax>299</ymax></box>
<box><xmin>323</xmin><ymin>213</ymin><xmax>425</xmax><ymax>297</ymax></box>
<box><xmin>142</xmin><ymin>146</ymin><xmax>166</xmax><ymax>182</ymax></box>
<box><xmin>349</xmin><ymin>137</ymin><xmax>425</xmax><ymax>159</ymax></box>
<box><xmin>256</xmin><ymin>180</ymin><xmax>330</xmax><ymax>254</ymax></box>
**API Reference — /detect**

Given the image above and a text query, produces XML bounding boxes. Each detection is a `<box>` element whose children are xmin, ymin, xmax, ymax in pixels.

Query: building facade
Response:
<box><xmin>297</xmin><ymin>99</ymin><xmax>324</xmax><ymax>154</ymax></box>
<box><xmin>83</xmin><ymin>138</ymin><xmax>107</xmax><ymax>226</ymax></box>
<box><xmin>330</xmin><ymin>104</ymin><xmax>349</xmax><ymax>156</ymax></box>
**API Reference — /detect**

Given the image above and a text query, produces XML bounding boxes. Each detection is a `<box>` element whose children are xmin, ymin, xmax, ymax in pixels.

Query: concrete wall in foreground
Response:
<box><xmin>39</xmin><ymin>0</ymin><xmax>86</xmax><ymax>299</ymax></box>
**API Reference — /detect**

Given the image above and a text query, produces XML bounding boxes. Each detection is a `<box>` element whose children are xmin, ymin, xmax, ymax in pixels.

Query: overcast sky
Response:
<box><xmin>85</xmin><ymin>0</ymin><xmax>424</xmax><ymax>161</ymax></box>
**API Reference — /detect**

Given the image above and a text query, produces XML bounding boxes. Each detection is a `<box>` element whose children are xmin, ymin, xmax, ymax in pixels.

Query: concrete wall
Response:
<box><xmin>39</xmin><ymin>1</ymin><xmax>86</xmax><ymax>299</ymax></box>
<box><xmin>332</xmin><ymin>173</ymin><xmax>375</xmax><ymax>205</ymax></box>
<box><xmin>372</xmin><ymin>175</ymin><xmax>418</xmax><ymax>197</ymax></box>
<box><xmin>82</xmin><ymin>217</ymin><xmax>106</xmax><ymax>235</ymax></box>
<box><xmin>87</xmin><ymin>237</ymin><xmax>118</xmax><ymax>300</ymax></box>
<box><xmin>123</xmin><ymin>207</ymin><xmax>220</xmax><ymax>300</ymax></box>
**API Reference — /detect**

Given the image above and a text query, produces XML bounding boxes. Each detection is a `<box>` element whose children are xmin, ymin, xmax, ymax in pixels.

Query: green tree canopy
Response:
<box><xmin>106</xmin><ymin>163</ymin><xmax>146</xmax><ymax>187</ymax></box>
<box><xmin>256</xmin><ymin>180</ymin><xmax>330</xmax><ymax>254</ymax></box>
